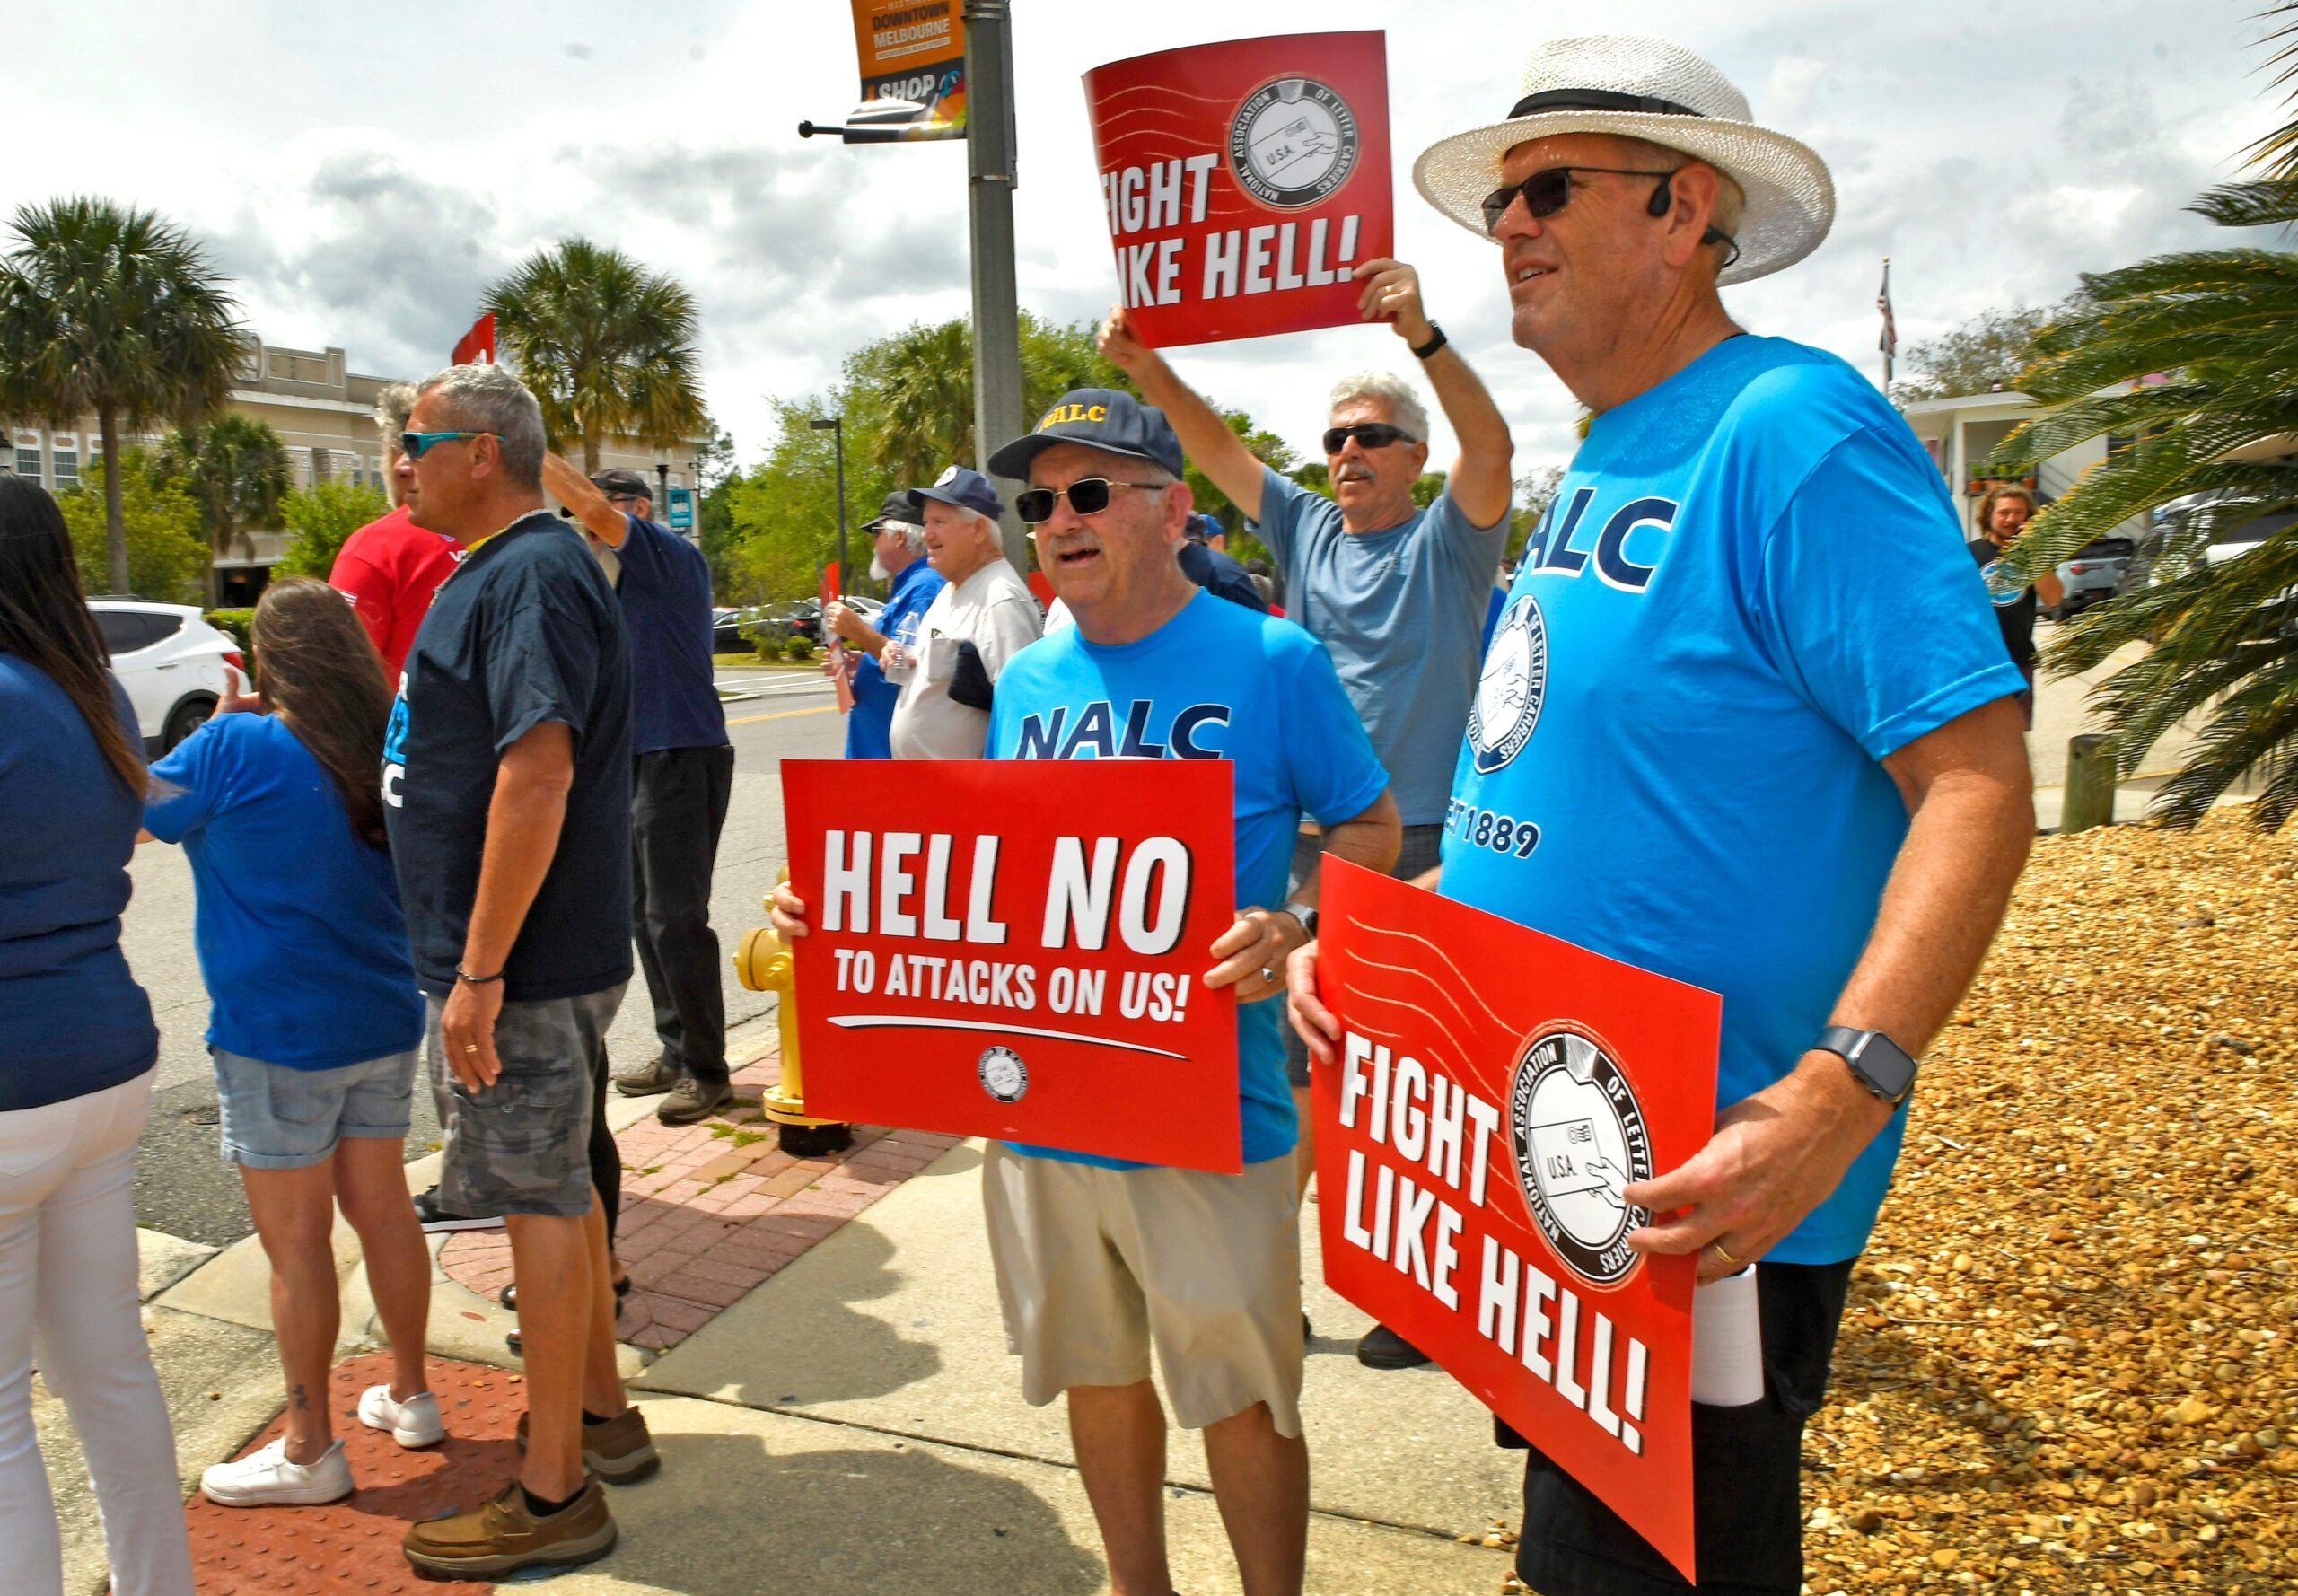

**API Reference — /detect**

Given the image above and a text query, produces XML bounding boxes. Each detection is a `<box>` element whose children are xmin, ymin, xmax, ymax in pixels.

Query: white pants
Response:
<box><xmin>0</xmin><ymin>1069</ymin><xmax>194</xmax><ymax>1596</ymax></box>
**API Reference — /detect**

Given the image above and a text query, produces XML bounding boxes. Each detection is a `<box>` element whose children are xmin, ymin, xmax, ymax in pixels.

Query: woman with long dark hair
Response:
<box><xmin>140</xmin><ymin>576</ymin><xmax>441</xmax><ymax>1506</ymax></box>
<box><xmin>0</xmin><ymin>475</ymin><xmax>196</xmax><ymax>1596</ymax></box>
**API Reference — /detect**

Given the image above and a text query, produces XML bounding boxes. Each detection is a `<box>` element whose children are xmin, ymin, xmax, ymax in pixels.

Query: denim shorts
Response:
<box><xmin>212</xmin><ymin>1047</ymin><xmax>417</xmax><ymax>1171</ymax></box>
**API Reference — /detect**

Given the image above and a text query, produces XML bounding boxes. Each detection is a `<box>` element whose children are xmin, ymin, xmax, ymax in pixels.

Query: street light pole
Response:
<box><xmin>963</xmin><ymin>0</ymin><xmax>1030</xmax><ymax>573</ymax></box>
<box><xmin>810</xmin><ymin>415</ymin><xmax>848</xmax><ymax>592</ymax></box>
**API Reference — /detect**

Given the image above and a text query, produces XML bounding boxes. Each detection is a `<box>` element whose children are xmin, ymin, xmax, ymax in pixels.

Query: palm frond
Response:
<box><xmin>2189</xmin><ymin>179</ymin><xmax>2298</xmax><ymax>228</ymax></box>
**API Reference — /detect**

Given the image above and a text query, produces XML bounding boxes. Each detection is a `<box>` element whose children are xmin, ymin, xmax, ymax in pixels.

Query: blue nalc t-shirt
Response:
<box><xmin>1439</xmin><ymin>336</ymin><xmax>2026</xmax><ymax>1266</ymax></box>
<box><xmin>986</xmin><ymin>591</ymin><xmax>1390</xmax><ymax>1170</ymax></box>
<box><xmin>847</xmin><ymin>557</ymin><xmax>946</xmax><ymax>759</ymax></box>
<box><xmin>0</xmin><ymin>660</ymin><xmax>156</xmax><ymax>1111</ymax></box>
<box><xmin>146</xmin><ymin>713</ymin><xmax>424</xmax><ymax>1070</ymax></box>
<box><xmin>1257</xmin><ymin>467</ymin><xmax>1510</xmax><ymax>826</ymax></box>
<box><xmin>616</xmin><ymin>513</ymin><xmax>727</xmax><ymax>756</ymax></box>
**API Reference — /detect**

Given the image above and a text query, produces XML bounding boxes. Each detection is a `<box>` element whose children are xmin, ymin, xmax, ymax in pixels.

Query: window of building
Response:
<box><xmin>51</xmin><ymin>441</ymin><xmax>77</xmax><ymax>488</ymax></box>
<box><xmin>14</xmin><ymin>442</ymin><xmax>41</xmax><ymax>481</ymax></box>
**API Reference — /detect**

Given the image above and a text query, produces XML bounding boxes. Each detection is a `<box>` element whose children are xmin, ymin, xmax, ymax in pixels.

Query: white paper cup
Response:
<box><xmin>1691</xmin><ymin>1265</ymin><xmax>1766</xmax><ymax>1407</ymax></box>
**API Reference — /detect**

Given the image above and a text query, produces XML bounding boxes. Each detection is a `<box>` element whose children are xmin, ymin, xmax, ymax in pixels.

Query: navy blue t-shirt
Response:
<box><xmin>0</xmin><ymin>659</ymin><xmax>157</xmax><ymax>1111</ymax></box>
<box><xmin>615</xmin><ymin>513</ymin><xmax>726</xmax><ymax>756</ymax></box>
<box><xmin>1179</xmin><ymin>539</ymin><xmax>1270</xmax><ymax>613</ymax></box>
<box><xmin>383</xmin><ymin>512</ymin><xmax>635</xmax><ymax>1001</ymax></box>
<box><xmin>146</xmin><ymin>713</ymin><xmax>424</xmax><ymax>1070</ymax></box>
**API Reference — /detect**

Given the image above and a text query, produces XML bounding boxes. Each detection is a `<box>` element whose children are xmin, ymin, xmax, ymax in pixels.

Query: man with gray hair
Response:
<box><xmin>329</xmin><ymin>380</ymin><xmax>465</xmax><ymax>683</ymax></box>
<box><xmin>382</xmin><ymin>363</ymin><xmax>653</xmax><ymax>1577</ymax></box>
<box><xmin>824</xmin><ymin>489</ymin><xmax>947</xmax><ymax>759</ymax></box>
<box><xmin>1100</xmin><ymin>255</ymin><xmax>1514</xmax><ymax>1372</ymax></box>
<box><xmin>887</xmin><ymin>465</ymin><xmax>1041</xmax><ymax>759</ymax></box>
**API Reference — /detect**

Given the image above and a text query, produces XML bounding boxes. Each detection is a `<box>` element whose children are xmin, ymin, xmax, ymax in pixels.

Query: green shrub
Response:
<box><xmin>782</xmin><ymin>635</ymin><xmax>816</xmax><ymax>662</ymax></box>
<box><xmin>205</xmin><ymin>609</ymin><xmax>254</xmax><ymax>651</ymax></box>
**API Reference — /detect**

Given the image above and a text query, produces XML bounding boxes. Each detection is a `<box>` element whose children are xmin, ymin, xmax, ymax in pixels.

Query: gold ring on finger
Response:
<box><xmin>1711</xmin><ymin>1240</ymin><xmax>1741</xmax><ymax>1268</ymax></box>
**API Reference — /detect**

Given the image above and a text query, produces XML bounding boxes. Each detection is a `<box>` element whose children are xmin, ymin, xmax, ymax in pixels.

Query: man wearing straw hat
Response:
<box><xmin>1293</xmin><ymin>34</ymin><xmax>2036</xmax><ymax>1595</ymax></box>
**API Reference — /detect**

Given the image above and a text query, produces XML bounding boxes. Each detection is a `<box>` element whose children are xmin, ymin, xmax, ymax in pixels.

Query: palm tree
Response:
<box><xmin>2002</xmin><ymin>5</ymin><xmax>2298</xmax><ymax>830</ymax></box>
<box><xmin>0</xmin><ymin>197</ymin><xmax>242</xmax><ymax>594</ymax></box>
<box><xmin>482</xmin><ymin>239</ymin><xmax>707</xmax><ymax>474</ymax></box>
<box><xmin>160</xmin><ymin>414</ymin><xmax>292</xmax><ymax>602</ymax></box>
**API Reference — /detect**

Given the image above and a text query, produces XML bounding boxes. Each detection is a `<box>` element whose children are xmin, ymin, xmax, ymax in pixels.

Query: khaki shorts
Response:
<box><xmin>981</xmin><ymin>1144</ymin><xmax>1304</xmax><ymax>1436</ymax></box>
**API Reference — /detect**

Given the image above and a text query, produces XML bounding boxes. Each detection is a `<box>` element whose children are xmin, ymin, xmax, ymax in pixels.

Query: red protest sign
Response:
<box><xmin>819</xmin><ymin>563</ymin><xmax>855</xmax><ymax>714</ymax></box>
<box><xmin>1083</xmin><ymin>32</ymin><xmax>1392</xmax><ymax>347</ymax></box>
<box><xmin>1312</xmin><ymin>858</ymin><xmax>1720</xmax><ymax>1580</ymax></box>
<box><xmin>782</xmin><ymin>759</ymin><xmax>1241</xmax><ymax>1171</ymax></box>
<box><xmin>452</xmin><ymin>312</ymin><xmax>495</xmax><ymax>365</ymax></box>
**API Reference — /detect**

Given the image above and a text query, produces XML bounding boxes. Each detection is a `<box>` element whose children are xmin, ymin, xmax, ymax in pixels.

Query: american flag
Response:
<box><xmin>1877</xmin><ymin>259</ymin><xmax>1897</xmax><ymax>384</ymax></box>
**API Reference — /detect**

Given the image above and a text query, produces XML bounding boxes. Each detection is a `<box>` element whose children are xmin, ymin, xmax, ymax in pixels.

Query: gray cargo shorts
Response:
<box><xmin>424</xmin><ymin>984</ymin><xmax>625</xmax><ymax>1220</ymax></box>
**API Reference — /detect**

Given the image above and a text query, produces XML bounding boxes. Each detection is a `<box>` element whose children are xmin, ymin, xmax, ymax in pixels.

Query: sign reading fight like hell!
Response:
<box><xmin>782</xmin><ymin>759</ymin><xmax>1241</xmax><ymax>1171</ymax></box>
<box><xmin>1312</xmin><ymin>858</ymin><xmax>1721</xmax><ymax>1580</ymax></box>
<box><xmin>1083</xmin><ymin>32</ymin><xmax>1393</xmax><ymax>346</ymax></box>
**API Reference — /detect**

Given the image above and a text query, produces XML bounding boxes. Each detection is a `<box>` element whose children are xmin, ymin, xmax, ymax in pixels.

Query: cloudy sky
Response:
<box><xmin>5</xmin><ymin>2</ymin><xmax>2284</xmax><ymax>478</ymax></box>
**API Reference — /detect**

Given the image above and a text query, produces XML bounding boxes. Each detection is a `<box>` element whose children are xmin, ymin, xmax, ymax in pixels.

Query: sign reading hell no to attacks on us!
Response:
<box><xmin>781</xmin><ymin>759</ymin><xmax>1243</xmax><ymax>1171</ymax></box>
<box><xmin>1312</xmin><ymin>857</ymin><xmax>1722</xmax><ymax>1581</ymax></box>
<box><xmin>1083</xmin><ymin>31</ymin><xmax>1394</xmax><ymax>346</ymax></box>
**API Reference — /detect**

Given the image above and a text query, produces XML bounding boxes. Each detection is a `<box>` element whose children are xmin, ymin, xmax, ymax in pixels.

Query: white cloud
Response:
<box><xmin>3</xmin><ymin>1</ymin><xmax>2285</xmax><ymax>481</ymax></box>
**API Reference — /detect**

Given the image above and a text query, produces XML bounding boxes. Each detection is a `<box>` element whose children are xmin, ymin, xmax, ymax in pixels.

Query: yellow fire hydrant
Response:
<box><xmin>732</xmin><ymin>867</ymin><xmax>854</xmax><ymax>1157</ymax></box>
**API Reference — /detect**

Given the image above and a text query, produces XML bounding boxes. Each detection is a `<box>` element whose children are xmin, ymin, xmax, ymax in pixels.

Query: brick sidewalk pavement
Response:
<box><xmin>440</xmin><ymin>1050</ymin><xmax>960</xmax><ymax>1351</ymax></box>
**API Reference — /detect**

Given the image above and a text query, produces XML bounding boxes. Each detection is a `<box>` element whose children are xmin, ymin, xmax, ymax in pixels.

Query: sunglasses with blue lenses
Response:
<box><xmin>399</xmin><ymin>430</ymin><xmax>494</xmax><ymax>460</ymax></box>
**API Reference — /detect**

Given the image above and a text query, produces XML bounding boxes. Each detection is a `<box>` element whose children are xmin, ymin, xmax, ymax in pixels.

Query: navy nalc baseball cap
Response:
<box><xmin>907</xmin><ymin>464</ymin><xmax>1006</xmax><ymax>522</ymax></box>
<box><xmin>987</xmin><ymin>388</ymin><xmax>1185</xmax><ymax>480</ymax></box>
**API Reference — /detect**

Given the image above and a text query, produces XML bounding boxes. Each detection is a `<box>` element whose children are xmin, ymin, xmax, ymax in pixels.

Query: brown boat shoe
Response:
<box><xmin>401</xmin><ymin>1476</ymin><xmax>616</xmax><ymax>1579</ymax></box>
<box><xmin>515</xmin><ymin>1403</ymin><xmax>661</xmax><ymax>1483</ymax></box>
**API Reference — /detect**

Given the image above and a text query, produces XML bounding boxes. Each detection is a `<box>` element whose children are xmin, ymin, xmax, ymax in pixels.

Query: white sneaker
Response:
<box><xmin>356</xmin><ymin>1383</ymin><xmax>445</xmax><ymax>1448</ymax></box>
<box><xmin>200</xmin><ymin>1436</ymin><xmax>353</xmax><ymax>1506</ymax></box>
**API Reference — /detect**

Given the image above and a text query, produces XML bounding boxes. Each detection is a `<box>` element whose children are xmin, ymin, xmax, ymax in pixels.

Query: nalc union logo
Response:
<box><xmin>1467</xmin><ymin>594</ymin><xmax>1548</xmax><ymax>775</ymax></box>
<box><xmin>1228</xmin><ymin>76</ymin><xmax>1360</xmax><ymax>208</ymax></box>
<box><xmin>977</xmin><ymin>1045</ymin><xmax>1029</xmax><ymax>1104</ymax></box>
<box><xmin>1507</xmin><ymin>1025</ymin><xmax>1654</xmax><ymax>1290</ymax></box>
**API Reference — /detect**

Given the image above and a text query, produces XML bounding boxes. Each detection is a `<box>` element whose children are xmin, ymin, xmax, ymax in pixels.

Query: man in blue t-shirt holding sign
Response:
<box><xmin>772</xmin><ymin>390</ymin><xmax>1399</xmax><ymax>1596</ymax></box>
<box><xmin>1101</xmin><ymin>254</ymin><xmax>1514</xmax><ymax>1372</ymax></box>
<box><xmin>1294</xmin><ymin>34</ymin><xmax>2037</xmax><ymax>1596</ymax></box>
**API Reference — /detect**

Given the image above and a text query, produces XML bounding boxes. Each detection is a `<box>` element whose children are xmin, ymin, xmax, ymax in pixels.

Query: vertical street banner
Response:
<box><xmin>1082</xmin><ymin>32</ymin><xmax>1393</xmax><ymax>346</ymax></box>
<box><xmin>1312</xmin><ymin>858</ymin><xmax>1721</xmax><ymax>1580</ymax></box>
<box><xmin>848</xmin><ymin>0</ymin><xmax>969</xmax><ymax>140</ymax></box>
<box><xmin>781</xmin><ymin>759</ymin><xmax>1242</xmax><ymax>1171</ymax></box>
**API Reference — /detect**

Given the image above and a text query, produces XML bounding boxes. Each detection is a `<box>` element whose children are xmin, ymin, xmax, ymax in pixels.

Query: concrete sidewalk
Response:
<box><xmin>39</xmin><ymin>1021</ymin><xmax>1522</xmax><ymax>1596</ymax></box>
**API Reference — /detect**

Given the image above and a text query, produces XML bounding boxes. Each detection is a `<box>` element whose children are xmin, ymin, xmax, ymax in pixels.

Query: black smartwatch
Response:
<box><xmin>1813</xmin><ymin>1026</ymin><xmax>1918</xmax><ymax>1106</ymax></box>
<box><xmin>1279</xmin><ymin>900</ymin><xmax>1319</xmax><ymax>939</ymax></box>
<box><xmin>1410</xmin><ymin>323</ymin><xmax>1448</xmax><ymax>361</ymax></box>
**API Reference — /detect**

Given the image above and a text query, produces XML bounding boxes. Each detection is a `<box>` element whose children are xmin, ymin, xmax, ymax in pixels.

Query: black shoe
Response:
<box><xmin>614</xmin><ymin>1056</ymin><xmax>680</xmax><ymax>1098</ymax></box>
<box><xmin>1355</xmin><ymin>1324</ymin><xmax>1431</xmax><ymax>1369</ymax></box>
<box><xmin>502</xmin><ymin>1276</ymin><xmax>631</xmax><ymax>1314</ymax></box>
<box><xmin>657</xmin><ymin>1076</ymin><xmax>733</xmax><ymax>1127</ymax></box>
<box><xmin>413</xmin><ymin>1186</ymin><xmax>504</xmax><ymax>1234</ymax></box>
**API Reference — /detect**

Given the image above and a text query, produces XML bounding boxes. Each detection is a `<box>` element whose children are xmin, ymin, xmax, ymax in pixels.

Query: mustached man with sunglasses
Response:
<box><xmin>1294</xmin><ymin>36</ymin><xmax>2033</xmax><ymax>1596</ymax></box>
<box><xmin>1101</xmin><ymin>258</ymin><xmax>1512</xmax><ymax>1376</ymax></box>
<box><xmin>383</xmin><ymin>364</ymin><xmax>651</xmax><ymax>1577</ymax></box>
<box><xmin>774</xmin><ymin>390</ymin><xmax>1399</xmax><ymax>1596</ymax></box>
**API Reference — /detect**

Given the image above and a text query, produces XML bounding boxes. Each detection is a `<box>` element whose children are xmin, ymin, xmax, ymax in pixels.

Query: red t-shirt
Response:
<box><xmin>329</xmin><ymin>505</ymin><xmax>465</xmax><ymax>682</ymax></box>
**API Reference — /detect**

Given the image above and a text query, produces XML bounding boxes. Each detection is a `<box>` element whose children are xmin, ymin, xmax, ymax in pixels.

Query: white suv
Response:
<box><xmin>88</xmin><ymin>600</ymin><xmax>241</xmax><ymax>753</ymax></box>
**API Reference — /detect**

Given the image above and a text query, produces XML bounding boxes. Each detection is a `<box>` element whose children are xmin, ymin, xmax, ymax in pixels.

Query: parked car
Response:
<box><xmin>843</xmin><ymin>595</ymin><xmax>885</xmax><ymax>622</ymax></box>
<box><xmin>759</xmin><ymin>599</ymin><xmax>822</xmax><ymax>642</ymax></box>
<box><xmin>88</xmin><ymin>600</ymin><xmax>241</xmax><ymax>753</ymax></box>
<box><xmin>710</xmin><ymin>607</ymin><xmax>752</xmax><ymax>653</ymax></box>
<box><xmin>2047</xmin><ymin>536</ymin><xmax>2138</xmax><ymax>620</ymax></box>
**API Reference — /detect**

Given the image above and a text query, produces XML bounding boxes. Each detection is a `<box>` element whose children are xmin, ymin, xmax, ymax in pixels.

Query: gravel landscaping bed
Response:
<box><xmin>1802</xmin><ymin>811</ymin><xmax>2298</xmax><ymax>1592</ymax></box>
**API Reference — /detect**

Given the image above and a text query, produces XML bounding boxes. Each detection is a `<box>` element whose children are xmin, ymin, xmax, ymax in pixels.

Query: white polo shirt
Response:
<box><xmin>888</xmin><ymin>557</ymin><xmax>1043</xmax><ymax>759</ymax></box>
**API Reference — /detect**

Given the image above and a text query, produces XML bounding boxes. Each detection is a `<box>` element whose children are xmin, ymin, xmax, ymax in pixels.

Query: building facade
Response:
<box><xmin>7</xmin><ymin>336</ymin><xmax>708</xmax><ymax>602</ymax></box>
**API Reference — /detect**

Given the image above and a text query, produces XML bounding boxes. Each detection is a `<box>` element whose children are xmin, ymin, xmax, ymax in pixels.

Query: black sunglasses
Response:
<box><xmin>1015</xmin><ymin>477</ymin><xmax>1166</xmax><ymax>525</ymax></box>
<box><xmin>1480</xmin><ymin>165</ymin><xmax>1741</xmax><ymax>266</ymax></box>
<box><xmin>1323</xmin><ymin>422</ymin><xmax>1420</xmax><ymax>454</ymax></box>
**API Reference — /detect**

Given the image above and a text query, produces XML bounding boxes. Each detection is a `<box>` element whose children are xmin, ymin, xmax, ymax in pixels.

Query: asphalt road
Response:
<box><xmin>127</xmin><ymin>671</ymin><xmax>846</xmax><ymax>1247</ymax></box>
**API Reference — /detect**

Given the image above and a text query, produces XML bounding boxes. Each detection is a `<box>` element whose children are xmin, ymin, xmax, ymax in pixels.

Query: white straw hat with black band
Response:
<box><xmin>1412</xmin><ymin>35</ymin><xmax>1835</xmax><ymax>286</ymax></box>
